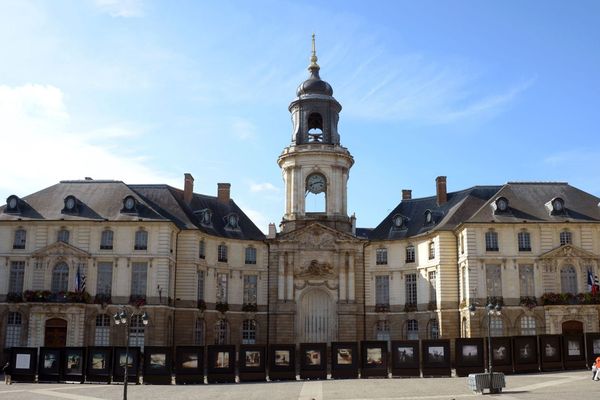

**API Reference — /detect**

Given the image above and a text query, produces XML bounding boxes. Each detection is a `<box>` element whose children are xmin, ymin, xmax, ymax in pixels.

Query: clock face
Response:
<box><xmin>8</xmin><ymin>196</ymin><xmax>17</xmax><ymax>209</ymax></box>
<box><xmin>306</xmin><ymin>174</ymin><xmax>326</xmax><ymax>194</ymax></box>
<box><xmin>66</xmin><ymin>197</ymin><xmax>76</xmax><ymax>210</ymax></box>
<box><xmin>125</xmin><ymin>197</ymin><xmax>135</xmax><ymax>210</ymax></box>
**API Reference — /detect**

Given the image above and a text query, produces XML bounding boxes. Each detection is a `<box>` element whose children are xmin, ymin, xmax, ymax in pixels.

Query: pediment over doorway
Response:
<box><xmin>31</xmin><ymin>241</ymin><xmax>90</xmax><ymax>259</ymax></box>
<box><xmin>276</xmin><ymin>222</ymin><xmax>361</xmax><ymax>249</ymax></box>
<box><xmin>538</xmin><ymin>244</ymin><xmax>598</xmax><ymax>262</ymax></box>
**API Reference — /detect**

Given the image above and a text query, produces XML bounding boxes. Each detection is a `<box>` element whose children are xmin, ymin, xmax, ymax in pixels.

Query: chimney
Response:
<box><xmin>217</xmin><ymin>183</ymin><xmax>231</xmax><ymax>203</ymax></box>
<box><xmin>267</xmin><ymin>223</ymin><xmax>277</xmax><ymax>239</ymax></box>
<box><xmin>436</xmin><ymin>176</ymin><xmax>447</xmax><ymax>205</ymax></box>
<box><xmin>402</xmin><ymin>189</ymin><xmax>412</xmax><ymax>201</ymax></box>
<box><xmin>184</xmin><ymin>173</ymin><xmax>194</xmax><ymax>204</ymax></box>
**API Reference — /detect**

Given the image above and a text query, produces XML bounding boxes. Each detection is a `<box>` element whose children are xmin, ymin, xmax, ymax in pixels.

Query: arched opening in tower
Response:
<box><xmin>307</xmin><ymin>113</ymin><xmax>323</xmax><ymax>142</ymax></box>
<box><xmin>306</xmin><ymin>192</ymin><xmax>326</xmax><ymax>213</ymax></box>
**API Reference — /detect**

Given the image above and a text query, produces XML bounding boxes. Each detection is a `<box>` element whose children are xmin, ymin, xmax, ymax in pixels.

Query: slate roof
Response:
<box><xmin>367</xmin><ymin>182</ymin><xmax>600</xmax><ymax>241</ymax></box>
<box><xmin>1</xmin><ymin>180</ymin><xmax>265</xmax><ymax>241</ymax></box>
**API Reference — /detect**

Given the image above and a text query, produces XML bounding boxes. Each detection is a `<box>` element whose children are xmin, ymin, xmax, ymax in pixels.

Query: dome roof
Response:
<box><xmin>296</xmin><ymin>34</ymin><xmax>333</xmax><ymax>97</ymax></box>
<box><xmin>296</xmin><ymin>69</ymin><xmax>333</xmax><ymax>97</ymax></box>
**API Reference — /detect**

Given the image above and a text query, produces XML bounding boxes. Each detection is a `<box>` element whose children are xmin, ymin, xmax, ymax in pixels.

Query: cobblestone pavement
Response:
<box><xmin>0</xmin><ymin>370</ymin><xmax>596</xmax><ymax>400</ymax></box>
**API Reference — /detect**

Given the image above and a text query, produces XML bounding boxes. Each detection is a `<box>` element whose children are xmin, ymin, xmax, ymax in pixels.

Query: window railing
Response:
<box><xmin>23</xmin><ymin>290</ymin><xmax>91</xmax><ymax>303</ymax></box>
<box><xmin>94</xmin><ymin>293</ymin><xmax>112</xmax><ymax>305</ymax></box>
<box><xmin>129</xmin><ymin>294</ymin><xmax>147</xmax><ymax>307</ymax></box>
<box><xmin>541</xmin><ymin>292</ymin><xmax>600</xmax><ymax>305</ymax></box>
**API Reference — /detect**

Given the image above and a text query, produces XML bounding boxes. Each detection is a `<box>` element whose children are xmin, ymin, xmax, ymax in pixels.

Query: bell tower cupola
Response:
<box><xmin>278</xmin><ymin>35</ymin><xmax>354</xmax><ymax>234</ymax></box>
<box><xmin>290</xmin><ymin>34</ymin><xmax>341</xmax><ymax>145</ymax></box>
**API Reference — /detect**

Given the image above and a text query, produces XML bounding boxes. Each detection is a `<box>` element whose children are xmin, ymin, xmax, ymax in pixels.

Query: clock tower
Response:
<box><xmin>278</xmin><ymin>35</ymin><xmax>354</xmax><ymax>233</ymax></box>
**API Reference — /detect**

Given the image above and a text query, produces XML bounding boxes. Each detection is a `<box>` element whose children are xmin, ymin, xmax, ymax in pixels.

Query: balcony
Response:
<box><xmin>22</xmin><ymin>290</ymin><xmax>91</xmax><ymax>303</ymax></box>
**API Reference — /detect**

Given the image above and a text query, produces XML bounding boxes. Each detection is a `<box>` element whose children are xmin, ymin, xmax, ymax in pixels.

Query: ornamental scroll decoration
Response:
<box><xmin>295</xmin><ymin>259</ymin><xmax>335</xmax><ymax>279</ymax></box>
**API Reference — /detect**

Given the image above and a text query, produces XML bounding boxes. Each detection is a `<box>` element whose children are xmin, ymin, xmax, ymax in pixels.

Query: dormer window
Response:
<box><xmin>62</xmin><ymin>195</ymin><xmax>79</xmax><ymax>214</ymax></box>
<box><xmin>424</xmin><ymin>210</ymin><xmax>433</xmax><ymax>225</ymax></box>
<box><xmin>197</xmin><ymin>209</ymin><xmax>212</xmax><ymax>227</ymax></box>
<box><xmin>5</xmin><ymin>195</ymin><xmax>21</xmax><ymax>214</ymax></box>
<box><xmin>392</xmin><ymin>214</ymin><xmax>408</xmax><ymax>230</ymax></box>
<box><xmin>225</xmin><ymin>213</ymin><xmax>240</xmax><ymax>230</ymax></box>
<box><xmin>492</xmin><ymin>197</ymin><xmax>509</xmax><ymax>213</ymax></box>
<box><xmin>546</xmin><ymin>197</ymin><xmax>565</xmax><ymax>215</ymax></box>
<box><xmin>122</xmin><ymin>196</ymin><xmax>137</xmax><ymax>213</ymax></box>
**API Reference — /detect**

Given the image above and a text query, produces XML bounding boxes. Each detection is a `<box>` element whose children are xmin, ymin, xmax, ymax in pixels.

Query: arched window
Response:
<box><xmin>13</xmin><ymin>229</ymin><xmax>26</xmax><ymax>249</ymax></box>
<box><xmin>195</xmin><ymin>319</ymin><xmax>205</xmax><ymax>345</ymax></box>
<box><xmin>100</xmin><ymin>230</ymin><xmax>114</xmax><ymax>250</ymax></box>
<box><xmin>129</xmin><ymin>314</ymin><xmax>145</xmax><ymax>348</ymax></box>
<box><xmin>51</xmin><ymin>263</ymin><xmax>69</xmax><ymax>293</ymax></box>
<box><xmin>215</xmin><ymin>319</ymin><xmax>229</xmax><ymax>344</ymax></box>
<box><xmin>428</xmin><ymin>242</ymin><xmax>435</xmax><ymax>260</ymax></box>
<box><xmin>560</xmin><ymin>230</ymin><xmax>572</xmax><ymax>246</ymax></box>
<box><xmin>520</xmin><ymin>315</ymin><xmax>536</xmax><ymax>335</ymax></box>
<box><xmin>5</xmin><ymin>312</ymin><xmax>22</xmax><ymax>348</ymax></box>
<box><xmin>242</xmin><ymin>320</ymin><xmax>257</xmax><ymax>344</ymax></box>
<box><xmin>375</xmin><ymin>320</ymin><xmax>390</xmax><ymax>341</ymax></box>
<box><xmin>217</xmin><ymin>244</ymin><xmax>228</xmax><ymax>262</ymax></box>
<box><xmin>405</xmin><ymin>319</ymin><xmax>419</xmax><ymax>340</ymax></box>
<box><xmin>561</xmin><ymin>266</ymin><xmax>577</xmax><ymax>294</ymax></box>
<box><xmin>405</xmin><ymin>245</ymin><xmax>415</xmax><ymax>263</ymax></box>
<box><xmin>490</xmin><ymin>316</ymin><xmax>503</xmax><ymax>337</ymax></box>
<box><xmin>134</xmin><ymin>229</ymin><xmax>148</xmax><ymax>250</ymax></box>
<box><xmin>485</xmin><ymin>230</ymin><xmax>499</xmax><ymax>251</ymax></box>
<box><xmin>94</xmin><ymin>314</ymin><xmax>111</xmax><ymax>346</ymax></box>
<box><xmin>428</xmin><ymin>319</ymin><xmax>440</xmax><ymax>339</ymax></box>
<box><xmin>57</xmin><ymin>229</ymin><xmax>70</xmax><ymax>243</ymax></box>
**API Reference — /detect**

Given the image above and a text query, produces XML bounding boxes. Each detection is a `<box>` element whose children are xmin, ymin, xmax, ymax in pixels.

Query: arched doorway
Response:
<box><xmin>45</xmin><ymin>318</ymin><xmax>67</xmax><ymax>347</ymax></box>
<box><xmin>562</xmin><ymin>320</ymin><xmax>583</xmax><ymax>335</ymax></box>
<box><xmin>299</xmin><ymin>289</ymin><xmax>335</xmax><ymax>343</ymax></box>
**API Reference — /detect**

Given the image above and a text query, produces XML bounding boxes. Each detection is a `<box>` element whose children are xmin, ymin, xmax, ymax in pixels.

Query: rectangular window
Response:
<box><xmin>216</xmin><ymin>273</ymin><xmax>228</xmax><ymax>303</ymax></box>
<box><xmin>518</xmin><ymin>231</ymin><xmax>531</xmax><ymax>251</ymax></box>
<box><xmin>13</xmin><ymin>229</ymin><xmax>26</xmax><ymax>249</ymax></box>
<box><xmin>428</xmin><ymin>242</ymin><xmax>435</xmax><ymax>260</ymax></box>
<box><xmin>100</xmin><ymin>230</ymin><xmax>113</xmax><ymax>250</ymax></box>
<box><xmin>94</xmin><ymin>315</ymin><xmax>111</xmax><ymax>346</ymax></box>
<box><xmin>5</xmin><ymin>312</ymin><xmax>22</xmax><ymax>348</ymax></box>
<box><xmin>428</xmin><ymin>270</ymin><xmax>437</xmax><ymax>303</ymax></box>
<box><xmin>375</xmin><ymin>275</ymin><xmax>389</xmax><ymax>306</ymax></box>
<box><xmin>96</xmin><ymin>262</ymin><xmax>113</xmax><ymax>296</ymax></box>
<box><xmin>218</xmin><ymin>244</ymin><xmax>228</xmax><ymax>262</ymax></box>
<box><xmin>134</xmin><ymin>230</ymin><xmax>148</xmax><ymax>250</ymax></box>
<box><xmin>406</xmin><ymin>245</ymin><xmax>415</xmax><ymax>263</ymax></box>
<box><xmin>519</xmin><ymin>264</ymin><xmax>534</xmax><ymax>297</ymax></box>
<box><xmin>485</xmin><ymin>231</ymin><xmax>499</xmax><ymax>251</ymax></box>
<box><xmin>243</xmin><ymin>275</ymin><xmax>258</xmax><ymax>304</ymax></box>
<box><xmin>8</xmin><ymin>261</ymin><xmax>25</xmax><ymax>294</ymax></box>
<box><xmin>461</xmin><ymin>266</ymin><xmax>468</xmax><ymax>300</ymax></box>
<box><xmin>199</xmin><ymin>240</ymin><xmax>206</xmax><ymax>259</ymax></box>
<box><xmin>406</xmin><ymin>273</ymin><xmax>417</xmax><ymax>305</ymax></box>
<box><xmin>375</xmin><ymin>248</ymin><xmax>388</xmax><ymax>265</ymax></box>
<box><xmin>245</xmin><ymin>247</ymin><xmax>257</xmax><ymax>265</ymax></box>
<box><xmin>131</xmin><ymin>262</ymin><xmax>148</xmax><ymax>297</ymax></box>
<box><xmin>486</xmin><ymin>264</ymin><xmax>502</xmax><ymax>298</ymax></box>
<box><xmin>197</xmin><ymin>271</ymin><xmax>205</xmax><ymax>301</ymax></box>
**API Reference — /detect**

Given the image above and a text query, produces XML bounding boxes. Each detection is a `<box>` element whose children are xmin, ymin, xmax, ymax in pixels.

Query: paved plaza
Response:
<box><xmin>0</xmin><ymin>370</ymin><xmax>596</xmax><ymax>400</ymax></box>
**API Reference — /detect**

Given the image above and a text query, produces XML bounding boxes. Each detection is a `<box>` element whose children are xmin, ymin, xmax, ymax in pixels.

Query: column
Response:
<box><xmin>286</xmin><ymin>253</ymin><xmax>294</xmax><ymax>300</ymax></box>
<box><xmin>348</xmin><ymin>252</ymin><xmax>355</xmax><ymax>301</ymax></box>
<box><xmin>339</xmin><ymin>252</ymin><xmax>346</xmax><ymax>301</ymax></box>
<box><xmin>278</xmin><ymin>253</ymin><xmax>285</xmax><ymax>301</ymax></box>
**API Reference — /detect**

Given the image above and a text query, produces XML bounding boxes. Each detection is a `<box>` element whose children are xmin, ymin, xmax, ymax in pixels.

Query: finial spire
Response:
<box><xmin>309</xmin><ymin>33</ymin><xmax>320</xmax><ymax>73</ymax></box>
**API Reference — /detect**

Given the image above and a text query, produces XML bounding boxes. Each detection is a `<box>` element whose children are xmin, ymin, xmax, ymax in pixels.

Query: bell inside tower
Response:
<box><xmin>307</xmin><ymin>112</ymin><xmax>323</xmax><ymax>142</ymax></box>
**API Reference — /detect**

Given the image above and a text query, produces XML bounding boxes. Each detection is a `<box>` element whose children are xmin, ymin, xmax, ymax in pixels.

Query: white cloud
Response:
<box><xmin>93</xmin><ymin>0</ymin><xmax>144</xmax><ymax>18</ymax></box>
<box><xmin>231</xmin><ymin>118</ymin><xmax>257</xmax><ymax>141</ymax></box>
<box><xmin>0</xmin><ymin>84</ymin><xmax>178</xmax><ymax>199</ymax></box>
<box><xmin>249</xmin><ymin>182</ymin><xmax>279</xmax><ymax>193</ymax></box>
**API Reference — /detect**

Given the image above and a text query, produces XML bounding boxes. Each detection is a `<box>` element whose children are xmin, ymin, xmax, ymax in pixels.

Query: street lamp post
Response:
<box><xmin>113</xmin><ymin>308</ymin><xmax>149</xmax><ymax>400</ymax></box>
<box><xmin>469</xmin><ymin>302</ymin><xmax>502</xmax><ymax>394</ymax></box>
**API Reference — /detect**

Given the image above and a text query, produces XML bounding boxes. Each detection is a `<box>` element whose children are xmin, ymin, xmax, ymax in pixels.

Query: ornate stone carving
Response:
<box><xmin>295</xmin><ymin>259</ymin><xmax>335</xmax><ymax>278</ymax></box>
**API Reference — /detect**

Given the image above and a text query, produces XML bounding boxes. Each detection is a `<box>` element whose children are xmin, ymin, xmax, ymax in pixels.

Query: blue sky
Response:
<box><xmin>1</xmin><ymin>0</ymin><xmax>599</xmax><ymax>232</ymax></box>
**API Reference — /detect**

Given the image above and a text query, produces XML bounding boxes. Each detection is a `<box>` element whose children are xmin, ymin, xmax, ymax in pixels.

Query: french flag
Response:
<box><xmin>588</xmin><ymin>270</ymin><xmax>594</xmax><ymax>292</ymax></box>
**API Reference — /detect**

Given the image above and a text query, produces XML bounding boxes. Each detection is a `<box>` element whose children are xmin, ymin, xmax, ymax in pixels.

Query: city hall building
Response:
<box><xmin>1</xmin><ymin>45</ymin><xmax>600</xmax><ymax>357</ymax></box>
